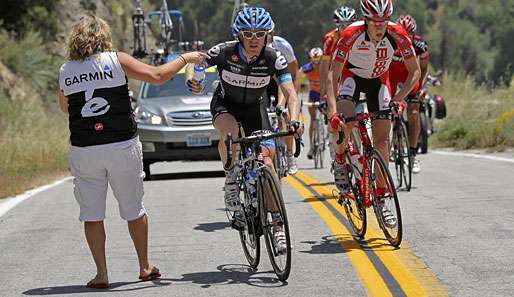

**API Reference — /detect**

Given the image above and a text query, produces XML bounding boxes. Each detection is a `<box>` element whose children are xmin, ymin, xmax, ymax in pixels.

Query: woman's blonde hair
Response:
<box><xmin>67</xmin><ymin>15</ymin><xmax>114</xmax><ymax>61</ymax></box>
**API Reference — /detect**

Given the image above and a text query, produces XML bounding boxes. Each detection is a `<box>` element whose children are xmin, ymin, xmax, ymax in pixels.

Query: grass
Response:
<box><xmin>430</xmin><ymin>74</ymin><xmax>514</xmax><ymax>150</ymax></box>
<box><xmin>0</xmin><ymin>94</ymin><xmax>69</xmax><ymax>199</ymax></box>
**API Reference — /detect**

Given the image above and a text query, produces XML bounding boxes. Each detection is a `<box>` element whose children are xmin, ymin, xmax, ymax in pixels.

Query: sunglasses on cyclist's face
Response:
<box><xmin>241</xmin><ymin>30</ymin><xmax>268</xmax><ymax>40</ymax></box>
<box><xmin>366</xmin><ymin>17</ymin><xmax>390</xmax><ymax>28</ymax></box>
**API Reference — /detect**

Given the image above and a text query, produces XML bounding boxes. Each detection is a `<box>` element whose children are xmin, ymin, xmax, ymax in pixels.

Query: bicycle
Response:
<box><xmin>268</xmin><ymin>107</ymin><xmax>301</xmax><ymax>179</ymax></box>
<box><xmin>224</xmin><ymin>128</ymin><xmax>298</xmax><ymax>281</ymax></box>
<box><xmin>390</xmin><ymin>105</ymin><xmax>412</xmax><ymax>191</ymax></box>
<box><xmin>306</xmin><ymin>101</ymin><xmax>328</xmax><ymax>169</ymax></box>
<box><xmin>335</xmin><ymin>111</ymin><xmax>403</xmax><ymax>247</ymax></box>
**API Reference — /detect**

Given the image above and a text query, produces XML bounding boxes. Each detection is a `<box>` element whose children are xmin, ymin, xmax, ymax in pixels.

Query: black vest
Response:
<box><xmin>59</xmin><ymin>52</ymin><xmax>136</xmax><ymax>147</ymax></box>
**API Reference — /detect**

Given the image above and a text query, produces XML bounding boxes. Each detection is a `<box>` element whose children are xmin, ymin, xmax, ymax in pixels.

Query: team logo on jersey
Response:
<box><xmin>357</xmin><ymin>41</ymin><xmax>370</xmax><ymax>51</ymax></box>
<box><xmin>275</xmin><ymin>55</ymin><xmax>288</xmax><ymax>70</ymax></box>
<box><xmin>222</xmin><ymin>70</ymin><xmax>270</xmax><ymax>88</ymax></box>
<box><xmin>208</xmin><ymin>44</ymin><xmax>221</xmax><ymax>57</ymax></box>
<box><xmin>81</xmin><ymin>97</ymin><xmax>110</xmax><ymax>118</ymax></box>
<box><xmin>402</xmin><ymin>47</ymin><xmax>413</xmax><ymax>57</ymax></box>
<box><xmin>94</xmin><ymin>122</ymin><xmax>104</xmax><ymax>131</ymax></box>
<box><xmin>231</xmin><ymin>54</ymin><xmax>239</xmax><ymax>62</ymax></box>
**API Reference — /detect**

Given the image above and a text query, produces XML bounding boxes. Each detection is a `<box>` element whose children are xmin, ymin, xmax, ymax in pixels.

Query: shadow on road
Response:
<box><xmin>161</xmin><ymin>264</ymin><xmax>287</xmax><ymax>288</ymax></box>
<box><xmin>194</xmin><ymin>221</ymin><xmax>231</xmax><ymax>232</ymax></box>
<box><xmin>22</xmin><ymin>280</ymin><xmax>170</xmax><ymax>295</ymax></box>
<box><xmin>148</xmin><ymin>170</ymin><xmax>225</xmax><ymax>181</ymax></box>
<box><xmin>300</xmin><ymin>234</ymin><xmax>354</xmax><ymax>254</ymax></box>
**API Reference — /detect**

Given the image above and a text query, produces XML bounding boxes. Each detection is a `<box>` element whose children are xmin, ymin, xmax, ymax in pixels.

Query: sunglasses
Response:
<box><xmin>366</xmin><ymin>18</ymin><xmax>390</xmax><ymax>28</ymax></box>
<box><xmin>241</xmin><ymin>30</ymin><xmax>268</xmax><ymax>40</ymax></box>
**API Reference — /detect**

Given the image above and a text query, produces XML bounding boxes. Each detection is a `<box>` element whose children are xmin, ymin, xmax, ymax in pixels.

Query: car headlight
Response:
<box><xmin>134</xmin><ymin>106</ymin><xmax>163</xmax><ymax>125</ymax></box>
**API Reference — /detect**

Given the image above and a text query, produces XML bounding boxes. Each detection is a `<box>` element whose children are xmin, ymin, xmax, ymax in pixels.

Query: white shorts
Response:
<box><xmin>69</xmin><ymin>137</ymin><xmax>146</xmax><ymax>222</ymax></box>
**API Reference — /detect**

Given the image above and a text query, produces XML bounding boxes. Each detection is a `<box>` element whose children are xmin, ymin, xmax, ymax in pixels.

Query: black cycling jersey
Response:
<box><xmin>205</xmin><ymin>41</ymin><xmax>292</xmax><ymax>105</ymax></box>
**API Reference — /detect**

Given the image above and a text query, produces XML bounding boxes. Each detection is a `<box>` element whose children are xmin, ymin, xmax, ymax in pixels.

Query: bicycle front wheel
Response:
<box><xmin>238</xmin><ymin>190</ymin><xmax>261</xmax><ymax>269</ymax></box>
<box><xmin>258</xmin><ymin>167</ymin><xmax>291</xmax><ymax>281</ymax></box>
<box><xmin>369</xmin><ymin>150</ymin><xmax>403</xmax><ymax>247</ymax></box>
<box><xmin>343</xmin><ymin>156</ymin><xmax>367</xmax><ymax>238</ymax></box>
<box><xmin>393</xmin><ymin>120</ymin><xmax>412</xmax><ymax>191</ymax></box>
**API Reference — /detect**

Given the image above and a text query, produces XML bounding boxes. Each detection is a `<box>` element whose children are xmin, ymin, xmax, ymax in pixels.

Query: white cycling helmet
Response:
<box><xmin>308</xmin><ymin>47</ymin><xmax>323</xmax><ymax>59</ymax></box>
<box><xmin>360</xmin><ymin>0</ymin><xmax>393</xmax><ymax>19</ymax></box>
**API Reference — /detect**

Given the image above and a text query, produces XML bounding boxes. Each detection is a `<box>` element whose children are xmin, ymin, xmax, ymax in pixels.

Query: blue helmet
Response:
<box><xmin>232</xmin><ymin>7</ymin><xmax>275</xmax><ymax>36</ymax></box>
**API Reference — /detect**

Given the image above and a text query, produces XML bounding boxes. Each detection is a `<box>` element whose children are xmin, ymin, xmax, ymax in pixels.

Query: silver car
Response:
<box><xmin>134</xmin><ymin>68</ymin><xmax>220</xmax><ymax>178</ymax></box>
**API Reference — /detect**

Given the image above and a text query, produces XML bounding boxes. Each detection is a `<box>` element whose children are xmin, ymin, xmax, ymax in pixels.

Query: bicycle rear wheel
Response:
<box><xmin>393</xmin><ymin>120</ymin><xmax>412</xmax><ymax>191</ymax></box>
<box><xmin>369</xmin><ymin>150</ymin><xmax>403</xmax><ymax>247</ymax></box>
<box><xmin>342</xmin><ymin>154</ymin><xmax>367</xmax><ymax>238</ymax></box>
<box><xmin>313</xmin><ymin>120</ymin><xmax>320</xmax><ymax>169</ymax></box>
<box><xmin>258</xmin><ymin>167</ymin><xmax>291</xmax><ymax>281</ymax></box>
<box><xmin>238</xmin><ymin>189</ymin><xmax>261</xmax><ymax>269</ymax></box>
<box><xmin>317</xmin><ymin>118</ymin><xmax>325</xmax><ymax>168</ymax></box>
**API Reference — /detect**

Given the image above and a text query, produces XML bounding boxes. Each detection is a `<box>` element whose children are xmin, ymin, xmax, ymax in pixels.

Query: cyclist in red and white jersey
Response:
<box><xmin>320</xmin><ymin>6</ymin><xmax>358</xmax><ymax>100</ymax></box>
<box><xmin>326</xmin><ymin>0</ymin><xmax>420</xmax><ymax>206</ymax></box>
<box><xmin>389</xmin><ymin>15</ymin><xmax>429</xmax><ymax>173</ymax></box>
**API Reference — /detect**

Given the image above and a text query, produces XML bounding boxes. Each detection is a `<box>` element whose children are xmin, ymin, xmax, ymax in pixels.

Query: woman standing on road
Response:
<box><xmin>58</xmin><ymin>15</ymin><xmax>205</xmax><ymax>289</ymax></box>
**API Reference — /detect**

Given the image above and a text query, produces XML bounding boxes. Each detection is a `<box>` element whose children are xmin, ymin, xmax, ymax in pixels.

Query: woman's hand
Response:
<box><xmin>182</xmin><ymin>51</ymin><xmax>208</xmax><ymax>65</ymax></box>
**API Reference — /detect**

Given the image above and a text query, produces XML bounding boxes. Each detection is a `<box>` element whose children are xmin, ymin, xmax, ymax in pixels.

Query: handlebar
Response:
<box><xmin>224</xmin><ymin>129</ymin><xmax>300</xmax><ymax>170</ymax></box>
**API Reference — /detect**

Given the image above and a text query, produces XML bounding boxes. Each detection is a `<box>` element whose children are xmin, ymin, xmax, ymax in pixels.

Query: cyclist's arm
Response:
<box><xmin>393</xmin><ymin>54</ymin><xmax>420</xmax><ymax>102</ymax></box>
<box><xmin>326</xmin><ymin>59</ymin><xmax>343</xmax><ymax>115</ymax></box>
<box><xmin>320</xmin><ymin>58</ymin><xmax>330</xmax><ymax>99</ymax></box>
<box><xmin>278</xmin><ymin>80</ymin><xmax>300</xmax><ymax>122</ymax></box>
<box><xmin>288</xmin><ymin>59</ymin><xmax>301</xmax><ymax>92</ymax></box>
<box><xmin>58</xmin><ymin>89</ymin><xmax>68</xmax><ymax>113</ymax></box>
<box><xmin>277</xmin><ymin>60</ymin><xmax>300</xmax><ymax>105</ymax></box>
<box><xmin>118</xmin><ymin>51</ymin><xmax>204</xmax><ymax>85</ymax></box>
<box><xmin>419</xmin><ymin>56</ymin><xmax>429</xmax><ymax>88</ymax></box>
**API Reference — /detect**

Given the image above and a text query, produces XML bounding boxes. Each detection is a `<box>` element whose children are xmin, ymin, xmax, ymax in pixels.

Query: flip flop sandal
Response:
<box><xmin>139</xmin><ymin>268</ymin><xmax>161</xmax><ymax>281</ymax></box>
<box><xmin>86</xmin><ymin>281</ymin><xmax>109</xmax><ymax>289</ymax></box>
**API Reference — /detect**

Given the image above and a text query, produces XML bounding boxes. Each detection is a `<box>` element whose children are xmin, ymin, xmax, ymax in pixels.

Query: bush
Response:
<box><xmin>0</xmin><ymin>29</ymin><xmax>63</xmax><ymax>94</ymax></box>
<box><xmin>0</xmin><ymin>94</ymin><xmax>69</xmax><ymax>198</ymax></box>
<box><xmin>431</xmin><ymin>74</ymin><xmax>514</xmax><ymax>150</ymax></box>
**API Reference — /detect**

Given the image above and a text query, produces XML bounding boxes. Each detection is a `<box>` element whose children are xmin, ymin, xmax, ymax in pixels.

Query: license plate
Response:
<box><xmin>186</xmin><ymin>134</ymin><xmax>211</xmax><ymax>147</ymax></box>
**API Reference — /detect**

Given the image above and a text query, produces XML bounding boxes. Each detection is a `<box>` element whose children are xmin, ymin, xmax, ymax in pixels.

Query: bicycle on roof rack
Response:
<box><xmin>131</xmin><ymin>0</ymin><xmax>193</xmax><ymax>65</ymax></box>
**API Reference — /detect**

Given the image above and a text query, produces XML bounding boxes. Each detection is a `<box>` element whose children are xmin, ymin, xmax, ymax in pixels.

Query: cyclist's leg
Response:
<box><xmin>332</xmin><ymin>69</ymin><xmax>359</xmax><ymax>193</ymax></box>
<box><xmin>212</xmin><ymin>114</ymin><xmax>239</xmax><ymax>168</ymax></box>
<box><xmin>211</xmin><ymin>96</ymin><xmax>241</xmax><ymax>211</ymax></box>
<box><xmin>406</xmin><ymin>88</ymin><xmax>421</xmax><ymax>172</ymax></box>
<box><xmin>367</xmin><ymin>74</ymin><xmax>393</xmax><ymax>189</ymax></box>
<box><xmin>308</xmin><ymin>90</ymin><xmax>321</xmax><ymax>151</ymax></box>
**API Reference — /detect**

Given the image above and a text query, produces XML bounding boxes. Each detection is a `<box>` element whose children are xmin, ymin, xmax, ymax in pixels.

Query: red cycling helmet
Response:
<box><xmin>397</xmin><ymin>15</ymin><xmax>417</xmax><ymax>35</ymax></box>
<box><xmin>360</xmin><ymin>0</ymin><xmax>393</xmax><ymax>19</ymax></box>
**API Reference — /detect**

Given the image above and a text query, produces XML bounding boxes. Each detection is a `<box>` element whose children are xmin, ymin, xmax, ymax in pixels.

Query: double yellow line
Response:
<box><xmin>286</xmin><ymin>171</ymin><xmax>448</xmax><ymax>297</ymax></box>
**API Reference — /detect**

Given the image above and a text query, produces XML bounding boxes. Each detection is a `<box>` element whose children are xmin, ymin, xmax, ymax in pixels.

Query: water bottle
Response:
<box><xmin>192</xmin><ymin>64</ymin><xmax>206</xmax><ymax>84</ymax></box>
<box><xmin>246</xmin><ymin>169</ymin><xmax>258</xmax><ymax>207</ymax></box>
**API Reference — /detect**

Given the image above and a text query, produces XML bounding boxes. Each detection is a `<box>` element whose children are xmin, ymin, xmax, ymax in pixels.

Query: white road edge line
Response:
<box><xmin>433</xmin><ymin>150</ymin><xmax>514</xmax><ymax>164</ymax></box>
<box><xmin>0</xmin><ymin>176</ymin><xmax>72</xmax><ymax>218</ymax></box>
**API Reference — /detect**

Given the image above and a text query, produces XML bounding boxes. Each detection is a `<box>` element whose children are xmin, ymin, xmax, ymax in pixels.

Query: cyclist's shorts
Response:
<box><xmin>210</xmin><ymin>92</ymin><xmax>272</xmax><ymax>137</ymax></box>
<box><xmin>308</xmin><ymin>90</ymin><xmax>320</xmax><ymax>103</ymax></box>
<box><xmin>337</xmin><ymin>68</ymin><xmax>392</xmax><ymax>118</ymax></box>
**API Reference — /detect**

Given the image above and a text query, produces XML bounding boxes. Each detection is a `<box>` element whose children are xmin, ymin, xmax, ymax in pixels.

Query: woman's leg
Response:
<box><xmin>84</xmin><ymin>221</ymin><xmax>108</xmax><ymax>285</ymax></box>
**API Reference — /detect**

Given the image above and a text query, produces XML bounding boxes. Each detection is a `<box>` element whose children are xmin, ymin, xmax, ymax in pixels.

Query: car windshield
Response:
<box><xmin>141</xmin><ymin>71</ymin><xmax>219</xmax><ymax>99</ymax></box>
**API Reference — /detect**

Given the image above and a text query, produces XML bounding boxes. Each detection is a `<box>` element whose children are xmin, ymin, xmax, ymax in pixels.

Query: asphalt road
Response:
<box><xmin>1</xmin><ymin>143</ymin><xmax>513</xmax><ymax>296</ymax></box>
